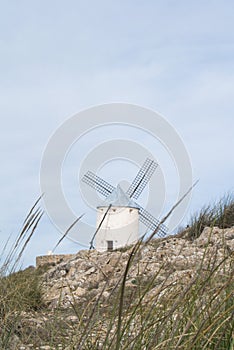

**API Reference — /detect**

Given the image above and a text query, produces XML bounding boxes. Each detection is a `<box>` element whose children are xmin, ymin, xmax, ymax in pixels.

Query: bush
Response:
<box><xmin>186</xmin><ymin>193</ymin><xmax>234</xmax><ymax>239</ymax></box>
<box><xmin>0</xmin><ymin>267</ymin><xmax>44</xmax><ymax>316</ymax></box>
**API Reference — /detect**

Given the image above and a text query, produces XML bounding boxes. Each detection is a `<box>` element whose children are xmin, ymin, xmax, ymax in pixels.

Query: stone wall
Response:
<box><xmin>36</xmin><ymin>254</ymin><xmax>75</xmax><ymax>268</ymax></box>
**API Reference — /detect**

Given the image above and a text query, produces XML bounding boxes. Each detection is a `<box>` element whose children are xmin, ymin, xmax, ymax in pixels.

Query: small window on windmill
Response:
<box><xmin>107</xmin><ymin>240</ymin><xmax>113</xmax><ymax>251</ymax></box>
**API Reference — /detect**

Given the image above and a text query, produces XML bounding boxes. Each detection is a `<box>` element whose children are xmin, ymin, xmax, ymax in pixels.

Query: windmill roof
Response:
<box><xmin>99</xmin><ymin>185</ymin><xmax>139</xmax><ymax>209</ymax></box>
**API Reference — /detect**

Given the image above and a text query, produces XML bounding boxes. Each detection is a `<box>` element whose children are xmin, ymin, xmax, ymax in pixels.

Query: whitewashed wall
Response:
<box><xmin>95</xmin><ymin>206</ymin><xmax>139</xmax><ymax>252</ymax></box>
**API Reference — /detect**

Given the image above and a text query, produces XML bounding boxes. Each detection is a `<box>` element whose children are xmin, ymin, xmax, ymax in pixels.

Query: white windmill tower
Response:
<box><xmin>82</xmin><ymin>158</ymin><xmax>168</xmax><ymax>251</ymax></box>
<box><xmin>95</xmin><ymin>185</ymin><xmax>139</xmax><ymax>251</ymax></box>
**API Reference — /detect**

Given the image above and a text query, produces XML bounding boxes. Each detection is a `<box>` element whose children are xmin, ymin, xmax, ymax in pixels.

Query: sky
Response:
<box><xmin>0</xmin><ymin>0</ymin><xmax>234</xmax><ymax>268</ymax></box>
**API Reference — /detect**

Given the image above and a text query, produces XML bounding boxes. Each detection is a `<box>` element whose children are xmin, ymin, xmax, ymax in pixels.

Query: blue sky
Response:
<box><xmin>0</xmin><ymin>1</ymin><xmax>234</xmax><ymax>268</ymax></box>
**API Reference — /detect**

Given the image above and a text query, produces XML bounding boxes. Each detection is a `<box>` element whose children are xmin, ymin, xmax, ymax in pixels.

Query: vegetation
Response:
<box><xmin>186</xmin><ymin>193</ymin><xmax>234</xmax><ymax>239</ymax></box>
<box><xmin>0</xmin><ymin>195</ymin><xmax>233</xmax><ymax>349</ymax></box>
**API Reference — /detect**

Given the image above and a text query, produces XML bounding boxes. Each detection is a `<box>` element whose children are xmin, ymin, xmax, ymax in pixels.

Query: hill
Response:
<box><xmin>0</xmin><ymin>225</ymin><xmax>233</xmax><ymax>349</ymax></box>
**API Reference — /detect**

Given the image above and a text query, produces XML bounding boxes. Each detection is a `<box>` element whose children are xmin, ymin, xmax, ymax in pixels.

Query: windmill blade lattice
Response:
<box><xmin>82</xmin><ymin>171</ymin><xmax>115</xmax><ymax>198</ymax></box>
<box><xmin>138</xmin><ymin>205</ymin><xmax>168</xmax><ymax>237</ymax></box>
<box><xmin>82</xmin><ymin>159</ymin><xmax>169</xmax><ymax>237</ymax></box>
<box><xmin>127</xmin><ymin>158</ymin><xmax>158</xmax><ymax>199</ymax></box>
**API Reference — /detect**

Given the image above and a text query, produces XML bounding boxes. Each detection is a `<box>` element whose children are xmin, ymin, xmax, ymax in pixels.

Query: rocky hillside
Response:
<box><xmin>41</xmin><ymin>226</ymin><xmax>234</xmax><ymax>308</ymax></box>
<box><xmin>2</xmin><ymin>226</ymin><xmax>234</xmax><ymax>350</ymax></box>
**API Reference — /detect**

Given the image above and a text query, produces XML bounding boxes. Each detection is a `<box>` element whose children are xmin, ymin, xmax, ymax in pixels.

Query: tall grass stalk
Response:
<box><xmin>0</xmin><ymin>192</ymin><xmax>233</xmax><ymax>349</ymax></box>
<box><xmin>186</xmin><ymin>193</ymin><xmax>234</xmax><ymax>239</ymax></box>
<box><xmin>0</xmin><ymin>197</ymin><xmax>44</xmax><ymax>349</ymax></box>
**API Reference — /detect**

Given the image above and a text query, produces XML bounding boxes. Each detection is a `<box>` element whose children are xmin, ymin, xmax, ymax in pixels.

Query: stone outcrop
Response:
<box><xmin>39</xmin><ymin>226</ymin><xmax>234</xmax><ymax>308</ymax></box>
<box><xmin>36</xmin><ymin>254</ymin><xmax>75</xmax><ymax>268</ymax></box>
<box><xmin>3</xmin><ymin>225</ymin><xmax>233</xmax><ymax>350</ymax></box>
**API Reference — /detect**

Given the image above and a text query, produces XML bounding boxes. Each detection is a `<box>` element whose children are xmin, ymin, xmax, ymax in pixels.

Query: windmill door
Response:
<box><xmin>107</xmin><ymin>240</ymin><xmax>113</xmax><ymax>251</ymax></box>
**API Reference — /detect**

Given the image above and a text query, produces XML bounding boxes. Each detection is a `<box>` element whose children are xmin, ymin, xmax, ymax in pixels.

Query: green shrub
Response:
<box><xmin>0</xmin><ymin>267</ymin><xmax>44</xmax><ymax>315</ymax></box>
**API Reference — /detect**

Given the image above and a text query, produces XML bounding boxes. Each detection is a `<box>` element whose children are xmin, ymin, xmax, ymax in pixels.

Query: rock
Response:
<box><xmin>102</xmin><ymin>291</ymin><xmax>110</xmax><ymax>298</ymax></box>
<box><xmin>84</xmin><ymin>266</ymin><xmax>96</xmax><ymax>275</ymax></box>
<box><xmin>5</xmin><ymin>225</ymin><xmax>233</xmax><ymax>349</ymax></box>
<box><xmin>74</xmin><ymin>286</ymin><xmax>86</xmax><ymax>297</ymax></box>
<box><xmin>38</xmin><ymin>225</ymin><xmax>233</xmax><ymax>308</ymax></box>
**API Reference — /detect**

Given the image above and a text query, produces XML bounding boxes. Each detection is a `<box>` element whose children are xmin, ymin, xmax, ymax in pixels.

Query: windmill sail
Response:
<box><xmin>82</xmin><ymin>159</ymin><xmax>168</xmax><ymax>238</ymax></box>
<box><xmin>127</xmin><ymin>158</ymin><xmax>158</xmax><ymax>199</ymax></box>
<box><xmin>82</xmin><ymin>171</ymin><xmax>115</xmax><ymax>197</ymax></box>
<box><xmin>138</xmin><ymin>205</ymin><xmax>168</xmax><ymax>237</ymax></box>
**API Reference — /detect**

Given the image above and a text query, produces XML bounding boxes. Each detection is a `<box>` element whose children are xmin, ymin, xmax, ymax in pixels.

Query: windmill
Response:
<box><xmin>82</xmin><ymin>158</ymin><xmax>168</xmax><ymax>251</ymax></box>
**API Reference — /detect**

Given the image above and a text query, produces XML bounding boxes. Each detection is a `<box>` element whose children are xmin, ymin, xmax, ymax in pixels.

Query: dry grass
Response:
<box><xmin>0</xmin><ymin>195</ymin><xmax>233</xmax><ymax>349</ymax></box>
<box><xmin>186</xmin><ymin>193</ymin><xmax>234</xmax><ymax>239</ymax></box>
